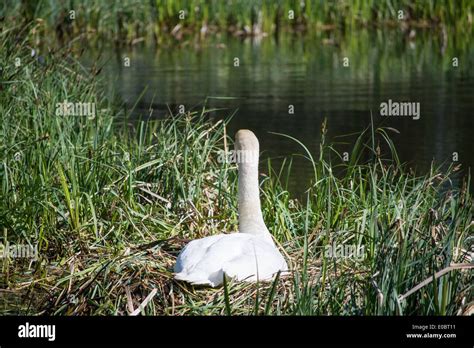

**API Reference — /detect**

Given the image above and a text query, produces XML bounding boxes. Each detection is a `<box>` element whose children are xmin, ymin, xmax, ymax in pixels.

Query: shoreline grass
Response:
<box><xmin>1</xmin><ymin>25</ymin><xmax>473</xmax><ymax>315</ymax></box>
<box><xmin>2</xmin><ymin>0</ymin><xmax>472</xmax><ymax>45</ymax></box>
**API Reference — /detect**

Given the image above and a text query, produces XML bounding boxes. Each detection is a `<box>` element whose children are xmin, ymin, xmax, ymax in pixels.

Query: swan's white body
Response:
<box><xmin>174</xmin><ymin>129</ymin><xmax>288</xmax><ymax>287</ymax></box>
<box><xmin>174</xmin><ymin>233</ymin><xmax>287</xmax><ymax>286</ymax></box>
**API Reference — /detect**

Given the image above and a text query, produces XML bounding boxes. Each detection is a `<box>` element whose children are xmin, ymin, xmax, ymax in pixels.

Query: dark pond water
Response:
<box><xmin>92</xmin><ymin>28</ymin><xmax>474</xmax><ymax>195</ymax></box>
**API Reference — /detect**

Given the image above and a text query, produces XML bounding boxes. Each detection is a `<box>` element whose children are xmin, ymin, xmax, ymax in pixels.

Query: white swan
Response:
<box><xmin>174</xmin><ymin>129</ymin><xmax>288</xmax><ymax>287</ymax></box>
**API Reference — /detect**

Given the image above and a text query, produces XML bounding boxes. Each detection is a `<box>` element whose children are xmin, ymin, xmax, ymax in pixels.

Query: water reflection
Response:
<box><xmin>92</xmin><ymin>28</ymin><xmax>474</xmax><ymax>195</ymax></box>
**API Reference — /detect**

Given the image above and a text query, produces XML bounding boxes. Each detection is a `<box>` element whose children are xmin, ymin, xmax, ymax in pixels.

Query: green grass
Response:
<box><xmin>0</xmin><ymin>18</ymin><xmax>473</xmax><ymax>316</ymax></box>
<box><xmin>1</xmin><ymin>0</ymin><xmax>472</xmax><ymax>44</ymax></box>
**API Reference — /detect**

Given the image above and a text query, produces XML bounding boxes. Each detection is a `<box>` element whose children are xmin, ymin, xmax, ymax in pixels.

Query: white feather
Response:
<box><xmin>174</xmin><ymin>233</ymin><xmax>287</xmax><ymax>286</ymax></box>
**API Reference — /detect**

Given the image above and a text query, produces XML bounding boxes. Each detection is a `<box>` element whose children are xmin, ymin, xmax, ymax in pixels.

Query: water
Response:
<box><xmin>92</xmin><ymin>28</ymin><xmax>474</xmax><ymax>195</ymax></box>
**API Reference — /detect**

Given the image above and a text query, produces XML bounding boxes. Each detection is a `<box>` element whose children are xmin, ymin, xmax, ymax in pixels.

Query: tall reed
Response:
<box><xmin>2</xmin><ymin>0</ymin><xmax>472</xmax><ymax>44</ymax></box>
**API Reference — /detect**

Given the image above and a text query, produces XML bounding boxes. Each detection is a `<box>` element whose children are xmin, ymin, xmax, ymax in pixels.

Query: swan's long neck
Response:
<box><xmin>236</xmin><ymin>135</ymin><xmax>272</xmax><ymax>243</ymax></box>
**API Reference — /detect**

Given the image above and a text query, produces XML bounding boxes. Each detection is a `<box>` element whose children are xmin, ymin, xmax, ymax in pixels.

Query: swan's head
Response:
<box><xmin>235</xmin><ymin>129</ymin><xmax>259</xmax><ymax>151</ymax></box>
<box><xmin>234</xmin><ymin>129</ymin><xmax>259</xmax><ymax>166</ymax></box>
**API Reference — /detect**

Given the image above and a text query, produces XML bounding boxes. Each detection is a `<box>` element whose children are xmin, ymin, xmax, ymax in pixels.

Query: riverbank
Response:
<box><xmin>2</xmin><ymin>0</ymin><xmax>472</xmax><ymax>46</ymax></box>
<box><xmin>1</xmin><ymin>24</ymin><xmax>472</xmax><ymax>315</ymax></box>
